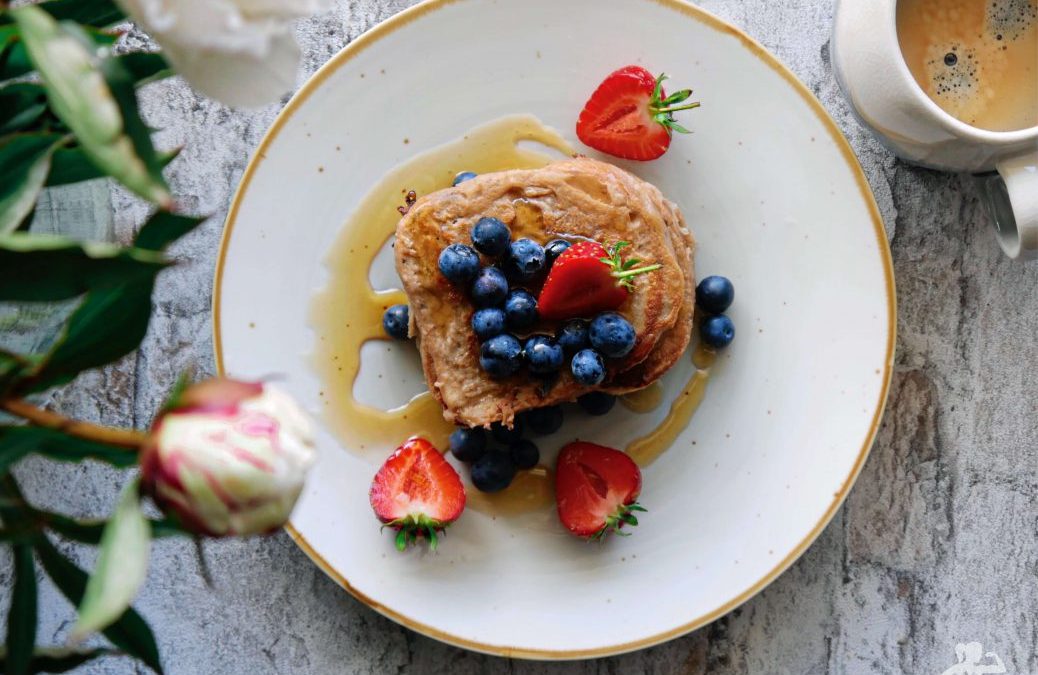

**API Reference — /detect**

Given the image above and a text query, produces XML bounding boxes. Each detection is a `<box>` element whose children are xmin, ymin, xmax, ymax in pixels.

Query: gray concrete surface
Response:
<box><xmin>2</xmin><ymin>0</ymin><xmax>1036</xmax><ymax>673</ymax></box>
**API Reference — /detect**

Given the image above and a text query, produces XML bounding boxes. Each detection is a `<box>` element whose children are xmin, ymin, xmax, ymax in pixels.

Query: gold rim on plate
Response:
<box><xmin>212</xmin><ymin>0</ymin><xmax>897</xmax><ymax>659</ymax></box>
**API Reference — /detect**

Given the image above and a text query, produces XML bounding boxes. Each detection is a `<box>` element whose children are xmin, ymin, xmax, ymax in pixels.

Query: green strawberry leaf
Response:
<box><xmin>601</xmin><ymin>241</ymin><xmax>661</xmax><ymax>290</ymax></box>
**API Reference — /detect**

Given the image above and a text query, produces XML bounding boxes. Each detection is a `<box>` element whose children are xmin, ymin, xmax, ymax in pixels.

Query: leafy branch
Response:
<box><xmin>1</xmin><ymin>2</ymin><xmax>196</xmax><ymax>673</ymax></box>
<box><xmin>0</xmin><ymin>2</ymin><xmax>322</xmax><ymax>672</ymax></box>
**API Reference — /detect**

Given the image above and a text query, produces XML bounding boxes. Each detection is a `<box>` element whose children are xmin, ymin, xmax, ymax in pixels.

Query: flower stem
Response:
<box><xmin>1</xmin><ymin>398</ymin><xmax>146</xmax><ymax>450</ymax></box>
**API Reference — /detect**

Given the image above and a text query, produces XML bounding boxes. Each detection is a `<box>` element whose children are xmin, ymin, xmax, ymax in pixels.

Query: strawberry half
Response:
<box><xmin>369</xmin><ymin>437</ymin><xmax>466</xmax><ymax>551</ymax></box>
<box><xmin>555</xmin><ymin>441</ymin><xmax>645</xmax><ymax>540</ymax></box>
<box><xmin>576</xmin><ymin>65</ymin><xmax>700</xmax><ymax>161</ymax></box>
<box><xmin>537</xmin><ymin>240</ymin><xmax>661</xmax><ymax>321</ymax></box>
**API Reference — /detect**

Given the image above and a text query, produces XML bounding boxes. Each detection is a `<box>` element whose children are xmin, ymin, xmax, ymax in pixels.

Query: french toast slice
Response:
<box><xmin>395</xmin><ymin>157</ymin><xmax>694</xmax><ymax>428</ymax></box>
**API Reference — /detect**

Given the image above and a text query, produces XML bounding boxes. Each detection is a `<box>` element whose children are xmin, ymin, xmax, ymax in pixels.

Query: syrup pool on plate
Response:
<box><xmin>311</xmin><ymin>114</ymin><xmax>715</xmax><ymax>515</ymax></box>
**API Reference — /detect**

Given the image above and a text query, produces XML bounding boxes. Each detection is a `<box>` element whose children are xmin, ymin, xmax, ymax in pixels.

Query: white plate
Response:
<box><xmin>214</xmin><ymin>0</ymin><xmax>895</xmax><ymax>659</ymax></box>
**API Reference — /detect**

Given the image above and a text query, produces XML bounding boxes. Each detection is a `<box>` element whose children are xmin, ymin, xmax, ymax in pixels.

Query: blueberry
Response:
<box><xmin>508</xmin><ymin>238</ymin><xmax>546</xmax><ymax>280</ymax></box>
<box><xmin>589</xmin><ymin>312</ymin><xmax>636</xmax><ymax>358</ymax></box>
<box><xmin>438</xmin><ymin>243</ymin><xmax>480</xmax><ymax>285</ymax></box>
<box><xmin>504</xmin><ymin>289</ymin><xmax>538</xmax><ymax>330</ymax></box>
<box><xmin>480</xmin><ymin>333</ymin><xmax>523</xmax><ymax>377</ymax></box>
<box><xmin>490</xmin><ymin>418</ymin><xmax>524</xmax><ymax>444</ymax></box>
<box><xmin>509</xmin><ymin>439</ymin><xmax>540</xmax><ymax>470</ymax></box>
<box><xmin>544</xmin><ymin>238</ymin><xmax>571</xmax><ymax>265</ymax></box>
<box><xmin>571</xmin><ymin>348</ymin><xmax>606</xmax><ymax>386</ymax></box>
<box><xmin>696</xmin><ymin>275</ymin><xmax>735</xmax><ymax>314</ymax></box>
<box><xmin>701</xmin><ymin>314</ymin><xmax>735</xmax><ymax>348</ymax></box>
<box><xmin>471</xmin><ymin>308</ymin><xmax>506</xmax><ymax>341</ymax></box>
<box><xmin>577</xmin><ymin>392</ymin><xmax>616</xmax><ymax>416</ymax></box>
<box><xmin>499</xmin><ymin>256</ymin><xmax>528</xmax><ymax>284</ymax></box>
<box><xmin>470</xmin><ymin>450</ymin><xmax>516</xmax><ymax>493</ymax></box>
<box><xmin>453</xmin><ymin>171</ymin><xmax>478</xmax><ymax>186</ymax></box>
<box><xmin>524</xmin><ymin>335</ymin><xmax>565</xmax><ymax>374</ymax></box>
<box><xmin>556</xmin><ymin>318</ymin><xmax>590</xmax><ymax>355</ymax></box>
<box><xmin>471</xmin><ymin>217</ymin><xmax>511</xmax><ymax>257</ymax></box>
<box><xmin>470</xmin><ymin>267</ymin><xmax>509</xmax><ymax>307</ymax></box>
<box><xmin>449</xmin><ymin>427</ymin><xmax>487</xmax><ymax>463</ymax></box>
<box><xmin>382</xmin><ymin>304</ymin><xmax>409</xmax><ymax>340</ymax></box>
<box><xmin>524</xmin><ymin>405</ymin><xmax>563</xmax><ymax>435</ymax></box>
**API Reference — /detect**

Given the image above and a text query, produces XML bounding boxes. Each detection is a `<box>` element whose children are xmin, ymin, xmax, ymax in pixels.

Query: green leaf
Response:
<box><xmin>25</xmin><ymin>282</ymin><xmax>154</xmax><ymax>392</ymax></box>
<box><xmin>33</xmin><ymin>536</ymin><xmax>163</xmax><ymax>674</ymax></box>
<box><xmin>48</xmin><ymin>515</ymin><xmax>187</xmax><ymax>544</ymax></box>
<box><xmin>0</xmin><ymin>646</ymin><xmax>115</xmax><ymax>673</ymax></box>
<box><xmin>0</xmin><ymin>426</ymin><xmax>137</xmax><ymax>474</ymax></box>
<box><xmin>0</xmin><ymin>24</ymin><xmax>118</xmax><ymax>82</ymax></box>
<box><xmin>155</xmin><ymin>373</ymin><xmax>191</xmax><ymax>417</ymax></box>
<box><xmin>8</xmin><ymin>217</ymin><xmax>204</xmax><ymax>394</ymax></box>
<box><xmin>0</xmin><ymin>349</ymin><xmax>33</xmax><ymax>396</ymax></box>
<box><xmin>41</xmin><ymin>514</ymin><xmax>105</xmax><ymax>545</ymax></box>
<box><xmin>0</xmin><ymin>84</ymin><xmax>49</xmax><ymax>134</ymax></box>
<box><xmin>38</xmin><ymin>0</ymin><xmax>126</xmax><ymax>28</ymax></box>
<box><xmin>118</xmin><ymin>52</ymin><xmax>172</xmax><ymax>87</ymax></box>
<box><xmin>134</xmin><ymin>211</ymin><xmax>206</xmax><ymax>251</ymax></box>
<box><xmin>6</xmin><ymin>544</ymin><xmax>38</xmax><ymax>675</ymax></box>
<box><xmin>0</xmin><ymin>103</ymin><xmax>48</xmax><ymax>134</ymax></box>
<box><xmin>11</xmin><ymin>7</ymin><xmax>171</xmax><ymax>207</ymax></box>
<box><xmin>94</xmin><ymin>43</ymin><xmax>169</xmax><ymax>203</ymax></box>
<box><xmin>0</xmin><ymin>133</ymin><xmax>66</xmax><ymax>234</ymax></box>
<box><xmin>0</xmin><ymin>527</ymin><xmax>38</xmax><ymax>544</ymax></box>
<box><xmin>0</xmin><ymin>233</ymin><xmax>168</xmax><ymax>302</ymax></box>
<box><xmin>0</xmin><ymin>25</ymin><xmax>33</xmax><ymax>81</ymax></box>
<box><xmin>0</xmin><ymin>428</ymin><xmax>40</xmax><ymax>475</ymax></box>
<box><xmin>44</xmin><ymin>147</ymin><xmax>103</xmax><ymax>187</ymax></box>
<box><xmin>46</xmin><ymin>146</ymin><xmax>179</xmax><ymax>187</ymax></box>
<box><xmin>70</xmin><ymin>477</ymin><xmax>150</xmax><ymax>642</ymax></box>
<box><xmin>147</xmin><ymin>517</ymin><xmax>188</xmax><ymax>539</ymax></box>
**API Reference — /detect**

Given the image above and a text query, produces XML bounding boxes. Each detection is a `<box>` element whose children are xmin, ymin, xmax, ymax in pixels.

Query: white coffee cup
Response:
<box><xmin>832</xmin><ymin>0</ymin><xmax>1038</xmax><ymax>259</ymax></box>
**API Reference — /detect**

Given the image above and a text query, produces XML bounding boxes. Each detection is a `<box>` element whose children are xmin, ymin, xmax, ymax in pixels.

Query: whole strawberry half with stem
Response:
<box><xmin>576</xmin><ymin>65</ymin><xmax>700</xmax><ymax>161</ymax></box>
<box><xmin>370</xmin><ymin>437</ymin><xmax>466</xmax><ymax>551</ymax></box>
<box><xmin>538</xmin><ymin>240</ymin><xmax>661</xmax><ymax>321</ymax></box>
<box><xmin>555</xmin><ymin>441</ymin><xmax>645</xmax><ymax>540</ymax></box>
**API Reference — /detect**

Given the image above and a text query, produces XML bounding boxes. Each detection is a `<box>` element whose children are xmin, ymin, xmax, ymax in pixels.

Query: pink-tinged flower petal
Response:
<box><xmin>140</xmin><ymin>380</ymin><xmax>315</xmax><ymax>537</ymax></box>
<box><xmin>176</xmin><ymin>378</ymin><xmax>263</xmax><ymax>414</ymax></box>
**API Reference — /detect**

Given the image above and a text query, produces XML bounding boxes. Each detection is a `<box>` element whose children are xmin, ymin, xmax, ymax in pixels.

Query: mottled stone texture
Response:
<box><xmin>3</xmin><ymin>0</ymin><xmax>1037</xmax><ymax>673</ymax></box>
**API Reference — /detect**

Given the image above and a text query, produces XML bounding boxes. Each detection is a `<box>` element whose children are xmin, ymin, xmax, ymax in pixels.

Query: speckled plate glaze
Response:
<box><xmin>214</xmin><ymin>0</ymin><xmax>895</xmax><ymax>659</ymax></box>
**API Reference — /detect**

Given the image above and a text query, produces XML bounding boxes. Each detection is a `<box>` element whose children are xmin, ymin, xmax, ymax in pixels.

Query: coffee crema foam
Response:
<box><xmin>897</xmin><ymin>0</ymin><xmax>1038</xmax><ymax>132</ymax></box>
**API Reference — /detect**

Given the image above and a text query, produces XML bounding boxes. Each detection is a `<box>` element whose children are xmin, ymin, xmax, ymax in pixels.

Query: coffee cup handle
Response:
<box><xmin>978</xmin><ymin>151</ymin><xmax>1038</xmax><ymax>260</ymax></box>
